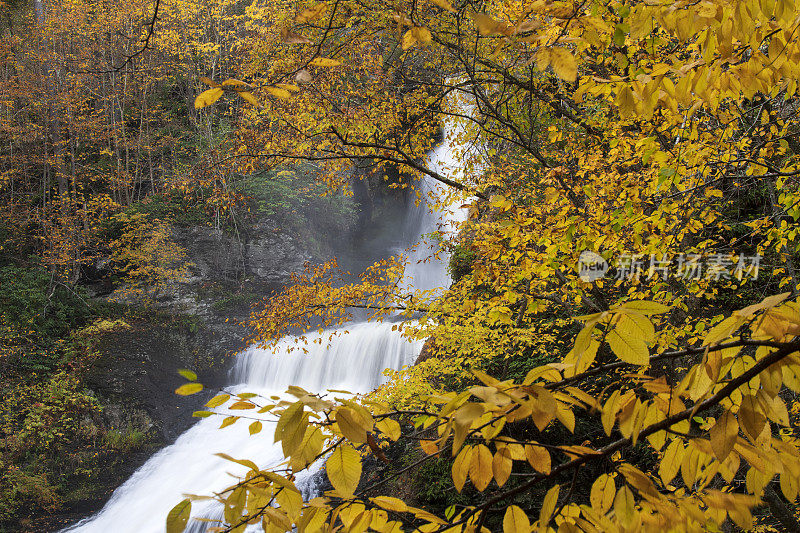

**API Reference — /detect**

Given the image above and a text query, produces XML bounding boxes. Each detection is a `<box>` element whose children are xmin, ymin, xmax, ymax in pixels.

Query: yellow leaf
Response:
<box><xmin>503</xmin><ymin>505</ymin><xmax>530</xmax><ymax>533</ymax></box>
<box><xmin>618</xmin><ymin>464</ymin><xmax>657</xmax><ymax>497</ymax></box>
<box><xmin>371</xmin><ymin>496</ymin><xmax>407</xmax><ymax>512</ymax></box>
<box><xmin>175</xmin><ymin>383</ymin><xmax>203</xmax><ymax>395</ymax></box>
<box><xmin>237</xmin><ymin>91</ymin><xmax>260</xmax><ymax>107</ymax></box>
<box><xmin>266</xmin><ymin>87</ymin><xmax>292</xmax><ymax>100</ymax></box>
<box><xmin>401</xmin><ymin>29</ymin><xmax>417</xmax><ymax>50</ymax></box>
<box><xmin>275</xmin><ymin>402</ymin><xmax>307</xmax><ymax>456</ymax></box>
<box><xmin>469</xmin><ymin>444</ymin><xmax>493</xmax><ymax>491</ymax></box>
<box><xmin>738</xmin><ymin>394</ymin><xmax>766</xmax><ymax>441</ymax></box>
<box><xmin>296</xmin><ymin>3</ymin><xmax>326</xmax><ymax>23</ymax></box>
<box><xmin>590</xmin><ymin>474</ymin><xmax>615</xmax><ymax>513</ymax></box>
<box><xmin>263</xmin><ymin>508</ymin><xmax>293</xmax><ymax>531</ymax></box>
<box><xmin>492</xmin><ymin>446</ymin><xmax>513</xmax><ymax>487</ymax></box>
<box><xmin>178</xmin><ymin>369</ymin><xmax>197</xmax><ymax>381</ymax></box>
<box><xmin>276</xmin><ymin>83</ymin><xmax>301</xmax><ymax>92</ymax></box>
<box><xmin>326</xmin><ymin>444</ymin><xmax>361</xmax><ymax>497</ymax></box>
<box><xmin>198</xmin><ymin>77</ymin><xmax>219</xmax><ymax>87</ymax></box>
<box><xmin>470</xmin><ymin>11</ymin><xmax>501</xmax><ymax>35</ymax></box>
<box><xmin>452</xmin><ymin>445</ymin><xmax>473</xmax><ymax>492</ymax></box>
<box><xmin>555</xmin><ymin>404</ymin><xmax>575</xmax><ymax>433</ymax></box>
<box><xmin>336</xmin><ymin>407</ymin><xmax>370</xmax><ymax>443</ymax></box>
<box><xmin>620</xmin><ymin>300</ymin><xmax>671</xmax><ymax>315</ymax></box>
<box><xmin>616</xmin><ymin>313</ymin><xmax>655</xmax><ymax>344</ymax></box>
<box><xmin>525</xmin><ymin>444</ymin><xmax>550</xmax><ymax>474</ymax></box>
<box><xmin>613</xmin><ymin>486</ymin><xmax>635</xmax><ymax>524</ymax></box>
<box><xmin>453</xmin><ymin>402</ymin><xmax>484</xmax><ymax>451</ymax></box>
<box><xmin>275</xmin><ymin>485</ymin><xmax>303</xmax><ymax>520</ymax></box>
<box><xmin>429</xmin><ymin>0</ymin><xmax>456</xmax><ymax>12</ymax></box>
<box><xmin>703</xmin><ymin>316</ymin><xmax>743</xmax><ymax>346</ymax></box>
<box><xmin>412</xmin><ymin>26</ymin><xmax>432</xmax><ymax>46</ymax></box>
<box><xmin>616</xmin><ymin>85</ymin><xmax>636</xmax><ymax>118</ymax></box>
<box><xmin>376</xmin><ymin>418</ymin><xmax>401</xmax><ymax>441</ymax></box>
<box><xmin>535</xmin><ymin>48</ymin><xmax>551</xmax><ymax>71</ymax></box>
<box><xmin>550</xmin><ymin>47</ymin><xmax>577</xmax><ymax>82</ymax></box>
<box><xmin>709</xmin><ymin>411</ymin><xmax>738</xmax><ymax>460</ymax></box>
<box><xmin>310</xmin><ymin>57</ymin><xmax>341</xmax><ymax>67</ymax></box>
<box><xmin>206</xmin><ymin>394</ymin><xmax>230</xmax><ymax>408</ymax></box>
<box><xmin>606</xmin><ymin>329</ymin><xmax>649</xmax><ymax>365</ymax></box>
<box><xmin>194</xmin><ymin>88</ymin><xmax>224</xmax><ymax>109</ymax></box>
<box><xmin>420</xmin><ymin>439</ymin><xmax>439</xmax><ymax>455</ymax></box>
<box><xmin>215</xmin><ymin>452</ymin><xmax>259</xmax><ymax>472</ymax></box>
<box><xmin>249</xmin><ymin>421</ymin><xmax>262</xmax><ymax>435</ymax></box>
<box><xmin>221</xmin><ymin>79</ymin><xmax>249</xmax><ymax>88</ymax></box>
<box><xmin>539</xmin><ymin>484</ymin><xmax>560</xmax><ymax>526</ymax></box>
<box><xmin>219</xmin><ymin>416</ymin><xmax>238</xmax><ymax>429</ymax></box>
<box><xmin>658</xmin><ymin>438</ymin><xmax>683</xmax><ymax>485</ymax></box>
<box><xmin>166</xmin><ymin>499</ymin><xmax>191</xmax><ymax>533</ymax></box>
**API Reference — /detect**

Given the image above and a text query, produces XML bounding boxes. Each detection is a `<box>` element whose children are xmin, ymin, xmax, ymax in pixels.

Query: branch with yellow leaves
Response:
<box><xmin>431</xmin><ymin>337</ymin><xmax>800</xmax><ymax>531</ymax></box>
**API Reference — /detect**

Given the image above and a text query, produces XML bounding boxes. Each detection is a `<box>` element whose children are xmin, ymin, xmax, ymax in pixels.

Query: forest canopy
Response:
<box><xmin>166</xmin><ymin>0</ymin><xmax>800</xmax><ymax>531</ymax></box>
<box><xmin>6</xmin><ymin>0</ymin><xmax>800</xmax><ymax>531</ymax></box>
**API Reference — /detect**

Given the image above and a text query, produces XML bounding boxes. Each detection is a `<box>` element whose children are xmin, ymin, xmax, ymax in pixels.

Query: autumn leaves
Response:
<box><xmin>569</xmin><ymin>300</ymin><xmax>671</xmax><ymax>369</ymax></box>
<box><xmin>194</xmin><ymin>0</ymin><xmax>582</xmax><ymax>113</ymax></box>
<box><xmin>193</xmin><ymin>2</ymin><xmax>341</xmax><ymax>110</ymax></box>
<box><xmin>170</xmin><ymin>290</ymin><xmax>800</xmax><ymax>531</ymax></box>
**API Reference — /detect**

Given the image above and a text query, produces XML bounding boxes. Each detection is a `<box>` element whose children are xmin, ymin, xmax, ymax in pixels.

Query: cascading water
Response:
<box><xmin>64</xmin><ymin>323</ymin><xmax>423</xmax><ymax>533</ymax></box>
<box><xmin>65</xmin><ymin>103</ymin><xmax>471</xmax><ymax>533</ymax></box>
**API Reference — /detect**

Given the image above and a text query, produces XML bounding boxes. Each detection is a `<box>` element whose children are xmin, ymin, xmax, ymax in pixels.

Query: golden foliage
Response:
<box><xmin>165</xmin><ymin>0</ymin><xmax>800</xmax><ymax>530</ymax></box>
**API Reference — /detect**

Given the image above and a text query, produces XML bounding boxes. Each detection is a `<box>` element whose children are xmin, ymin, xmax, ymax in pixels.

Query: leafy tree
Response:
<box><xmin>103</xmin><ymin>0</ymin><xmax>800</xmax><ymax>530</ymax></box>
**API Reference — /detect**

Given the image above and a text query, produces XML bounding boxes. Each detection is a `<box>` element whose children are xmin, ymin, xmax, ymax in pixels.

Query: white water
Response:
<box><xmin>66</xmin><ymin>105</ymin><xmax>473</xmax><ymax>533</ymax></box>
<box><xmin>65</xmin><ymin>323</ymin><xmax>422</xmax><ymax>533</ymax></box>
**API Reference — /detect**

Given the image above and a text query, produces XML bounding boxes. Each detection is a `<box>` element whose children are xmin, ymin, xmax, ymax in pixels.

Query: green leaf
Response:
<box><xmin>175</xmin><ymin>383</ymin><xmax>203</xmax><ymax>396</ymax></box>
<box><xmin>613</xmin><ymin>25</ymin><xmax>626</xmax><ymax>46</ymax></box>
<box><xmin>445</xmin><ymin>505</ymin><xmax>457</xmax><ymax>520</ymax></box>
<box><xmin>192</xmin><ymin>410</ymin><xmax>214</xmax><ymax>418</ymax></box>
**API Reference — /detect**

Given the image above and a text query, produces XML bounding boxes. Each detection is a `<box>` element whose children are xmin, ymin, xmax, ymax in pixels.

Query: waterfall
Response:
<box><xmin>65</xmin><ymin>106</ymin><xmax>470</xmax><ymax>533</ymax></box>
<box><xmin>63</xmin><ymin>323</ymin><xmax>423</xmax><ymax>533</ymax></box>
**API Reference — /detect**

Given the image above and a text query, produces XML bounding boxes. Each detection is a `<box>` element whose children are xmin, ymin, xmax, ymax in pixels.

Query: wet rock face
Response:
<box><xmin>242</xmin><ymin>222</ymin><xmax>314</xmax><ymax>282</ymax></box>
<box><xmin>87</xmin><ymin>214</ymin><xmax>320</xmax><ymax>448</ymax></box>
<box><xmin>84</xmin><ymin>316</ymin><xmax>245</xmax><ymax>442</ymax></box>
<box><xmin>173</xmin><ymin>222</ymin><xmax>313</xmax><ymax>287</ymax></box>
